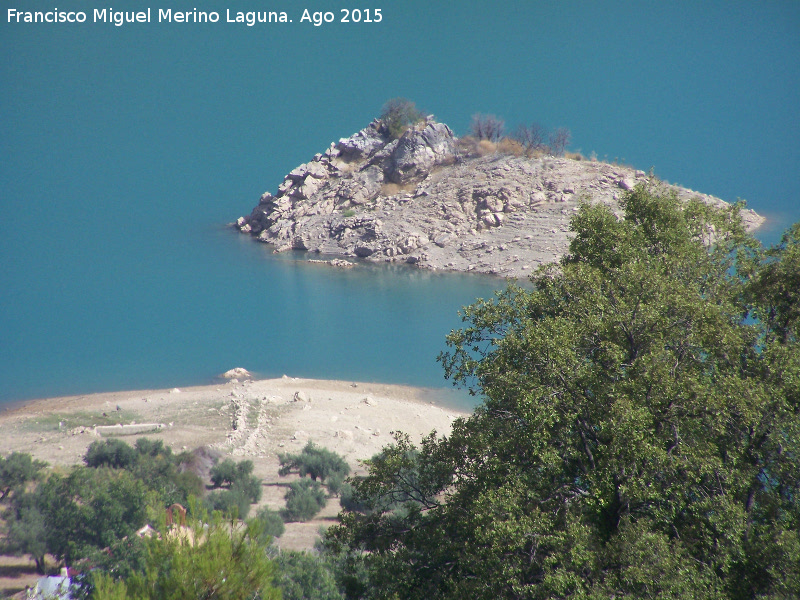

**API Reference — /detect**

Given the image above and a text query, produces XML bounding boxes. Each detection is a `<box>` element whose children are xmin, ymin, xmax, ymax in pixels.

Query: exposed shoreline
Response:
<box><xmin>0</xmin><ymin>376</ymin><xmax>471</xmax><ymax>467</ymax></box>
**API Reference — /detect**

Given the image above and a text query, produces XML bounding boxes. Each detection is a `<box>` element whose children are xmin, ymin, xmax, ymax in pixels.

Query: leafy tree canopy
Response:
<box><xmin>84</xmin><ymin>438</ymin><xmax>138</xmax><ymax>469</ymax></box>
<box><xmin>83</xmin><ymin>438</ymin><xmax>203</xmax><ymax>507</ymax></box>
<box><xmin>250</xmin><ymin>506</ymin><xmax>285</xmax><ymax>543</ymax></box>
<box><xmin>327</xmin><ymin>184</ymin><xmax>800</xmax><ymax>599</ymax></box>
<box><xmin>210</xmin><ymin>458</ymin><xmax>254</xmax><ymax>488</ymax></box>
<box><xmin>279</xmin><ymin>441</ymin><xmax>350</xmax><ymax>484</ymax></box>
<box><xmin>0</xmin><ymin>452</ymin><xmax>46</xmax><ymax>500</ymax></box>
<box><xmin>36</xmin><ymin>466</ymin><xmax>149</xmax><ymax>565</ymax></box>
<box><xmin>282</xmin><ymin>478</ymin><xmax>328</xmax><ymax>523</ymax></box>
<box><xmin>92</xmin><ymin>505</ymin><xmax>280</xmax><ymax>600</ymax></box>
<box><xmin>275</xmin><ymin>550</ymin><xmax>345</xmax><ymax>600</ymax></box>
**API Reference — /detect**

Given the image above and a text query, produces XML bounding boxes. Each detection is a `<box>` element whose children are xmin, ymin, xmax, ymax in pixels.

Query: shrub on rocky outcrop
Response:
<box><xmin>549</xmin><ymin>126</ymin><xmax>571</xmax><ymax>156</ymax></box>
<box><xmin>496</xmin><ymin>137</ymin><xmax>526</xmax><ymax>156</ymax></box>
<box><xmin>380</xmin><ymin>98</ymin><xmax>425</xmax><ymax>139</ymax></box>
<box><xmin>470</xmin><ymin>113</ymin><xmax>505</xmax><ymax>141</ymax></box>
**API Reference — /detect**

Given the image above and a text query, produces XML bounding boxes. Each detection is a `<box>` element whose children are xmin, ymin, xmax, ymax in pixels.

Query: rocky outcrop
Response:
<box><xmin>235</xmin><ymin>117</ymin><xmax>764</xmax><ymax>279</ymax></box>
<box><xmin>221</xmin><ymin>367</ymin><xmax>252</xmax><ymax>380</ymax></box>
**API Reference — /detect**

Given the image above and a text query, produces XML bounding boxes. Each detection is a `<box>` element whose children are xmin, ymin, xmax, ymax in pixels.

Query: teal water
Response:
<box><xmin>0</xmin><ymin>220</ymin><xmax>502</xmax><ymax>403</ymax></box>
<box><xmin>1</xmin><ymin>1</ymin><xmax>798</xmax><ymax>406</ymax></box>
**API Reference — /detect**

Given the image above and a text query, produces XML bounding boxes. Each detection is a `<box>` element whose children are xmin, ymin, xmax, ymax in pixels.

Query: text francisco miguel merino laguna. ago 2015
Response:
<box><xmin>7</xmin><ymin>7</ymin><xmax>385</xmax><ymax>27</ymax></box>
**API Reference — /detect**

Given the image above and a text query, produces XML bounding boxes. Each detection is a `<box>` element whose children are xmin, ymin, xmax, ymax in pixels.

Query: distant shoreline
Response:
<box><xmin>0</xmin><ymin>375</ymin><xmax>475</xmax><ymax>415</ymax></box>
<box><xmin>0</xmin><ymin>375</ymin><xmax>472</xmax><ymax>467</ymax></box>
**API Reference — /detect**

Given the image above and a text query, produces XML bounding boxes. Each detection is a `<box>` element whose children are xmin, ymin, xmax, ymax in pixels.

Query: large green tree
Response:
<box><xmin>0</xmin><ymin>452</ymin><xmax>46</xmax><ymax>500</ymax></box>
<box><xmin>327</xmin><ymin>184</ymin><xmax>800</xmax><ymax>599</ymax></box>
<box><xmin>279</xmin><ymin>441</ymin><xmax>351</xmax><ymax>484</ymax></box>
<box><xmin>36</xmin><ymin>466</ymin><xmax>149</xmax><ymax>564</ymax></box>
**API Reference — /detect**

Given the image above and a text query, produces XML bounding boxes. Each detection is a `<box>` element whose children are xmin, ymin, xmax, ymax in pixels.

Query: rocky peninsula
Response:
<box><xmin>235</xmin><ymin>116</ymin><xmax>764</xmax><ymax>278</ymax></box>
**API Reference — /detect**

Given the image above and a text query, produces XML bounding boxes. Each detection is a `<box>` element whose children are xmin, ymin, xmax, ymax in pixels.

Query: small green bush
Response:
<box><xmin>134</xmin><ymin>438</ymin><xmax>172</xmax><ymax>459</ymax></box>
<box><xmin>325</xmin><ymin>473</ymin><xmax>345</xmax><ymax>497</ymax></box>
<box><xmin>83</xmin><ymin>439</ymin><xmax>137</xmax><ymax>470</ymax></box>
<box><xmin>380</xmin><ymin>98</ymin><xmax>424</xmax><ymax>139</ymax></box>
<box><xmin>250</xmin><ymin>506</ymin><xmax>285</xmax><ymax>543</ymax></box>
<box><xmin>231</xmin><ymin>474</ymin><xmax>262</xmax><ymax>504</ymax></box>
<box><xmin>281</xmin><ymin>479</ymin><xmax>327</xmax><ymax>522</ymax></box>
<box><xmin>205</xmin><ymin>458</ymin><xmax>261</xmax><ymax>519</ymax></box>
<box><xmin>341</xmin><ymin>209</ymin><xmax>356</xmax><ymax>218</ymax></box>
<box><xmin>205</xmin><ymin>488</ymin><xmax>252</xmax><ymax>520</ymax></box>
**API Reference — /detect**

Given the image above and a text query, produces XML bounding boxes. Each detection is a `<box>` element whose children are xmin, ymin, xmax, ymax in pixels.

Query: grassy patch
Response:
<box><xmin>21</xmin><ymin>410</ymin><xmax>142</xmax><ymax>432</ymax></box>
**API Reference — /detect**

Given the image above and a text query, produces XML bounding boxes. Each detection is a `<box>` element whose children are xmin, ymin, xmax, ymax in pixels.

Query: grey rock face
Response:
<box><xmin>386</xmin><ymin>122</ymin><xmax>456</xmax><ymax>184</ymax></box>
<box><xmin>236</xmin><ymin>118</ymin><xmax>764</xmax><ymax>279</ymax></box>
<box><xmin>336</xmin><ymin>120</ymin><xmax>386</xmax><ymax>160</ymax></box>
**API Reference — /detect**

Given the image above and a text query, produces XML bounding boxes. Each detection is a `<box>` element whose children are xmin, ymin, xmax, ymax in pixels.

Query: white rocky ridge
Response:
<box><xmin>235</xmin><ymin>116</ymin><xmax>764</xmax><ymax>279</ymax></box>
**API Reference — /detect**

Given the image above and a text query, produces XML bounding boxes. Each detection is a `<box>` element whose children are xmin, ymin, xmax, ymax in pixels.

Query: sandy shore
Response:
<box><xmin>0</xmin><ymin>376</ymin><xmax>472</xmax><ymax>562</ymax></box>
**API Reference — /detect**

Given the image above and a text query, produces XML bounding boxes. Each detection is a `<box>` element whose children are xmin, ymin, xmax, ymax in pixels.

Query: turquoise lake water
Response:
<box><xmin>1</xmin><ymin>1</ymin><xmax>797</xmax><ymax>407</ymax></box>
<box><xmin>0</xmin><ymin>220</ymin><xmax>503</xmax><ymax>405</ymax></box>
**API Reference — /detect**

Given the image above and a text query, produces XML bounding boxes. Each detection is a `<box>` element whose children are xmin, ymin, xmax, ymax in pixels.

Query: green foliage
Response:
<box><xmin>232</xmin><ymin>473</ymin><xmax>263</xmax><ymax>504</ymax></box>
<box><xmin>341</xmin><ymin>208</ymin><xmax>356</xmax><ymax>218</ymax></box>
<box><xmin>137</xmin><ymin>463</ymin><xmax>204</xmax><ymax>509</ymax></box>
<box><xmin>83</xmin><ymin>438</ymin><xmax>203</xmax><ymax>507</ymax></box>
<box><xmin>325</xmin><ymin>472</ymin><xmax>346</xmax><ymax>497</ymax></box>
<box><xmin>2</xmin><ymin>500</ymin><xmax>47</xmax><ymax>572</ymax></box>
<box><xmin>91</xmin><ymin>506</ymin><xmax>280</xmax><ymax>600</ymax></box>
<box><xmin>0</xmin><ymin>451</ymin><xmax>46</xmax><ymax>500</ymax></box>
<box><xmin>338</xmin><ymin>482</ymin><xmax>366</xmax><ymax>513</ymax></box>
<box><xmin>380</xmin><ymin>98</ymin><xmax>424</xmax><ymax>139</ymax></box>
<box><xmin>746</xmin><ymin>221</ymin><xmax>800</xmax><ymax>343</ymax></box>
<box><xmin>282</xmin><ymin>478</ymin><xmax>328</xmax><ymax>522</ymax></box>
<box><xmin>279</xmin><ymin>441</ymin><xmax>350</xmax><ymax>484</ymax></box>
<box><xmin>84</xmin><ymin>439</ymin><xmax>138</xmax><ymax>469</ymax></box>
<box><xmin>327</xmin><ymin>184</ymin><xmax>800</xmax><ymax>599</ymax></box>
<box><xmin>210</xmin><ymin>458</ymin><xmax>254</xmax><ymax>488</ymax></box>
<box><xmin>206</xmin><ymin>458</ymin><xmax>261</xmax><ymax>519</ymax></box>
<box><xmin>204</xmin><ymin>488</ymin><xmax>253</xmax><ymax>520</ymax></box>
<box><xmin>250</xmin><ymin>506</ymin><xmax>285</xmax><ymax>543</ymax></box>
<box><xmin>275</xmin><ymin>550</ymin><xmax>345</xmax><ymax>600</ymax></box>
<box><xmin>71</xmin><ymin>535</ymin><xmax>149</xmax><ymax>599</ymax></box>
<box><xmin>35</xmin><ymin>466</ymin><xmax>149</xmax><ymax>564</ymax></box>
<box><xmin>134</xmin><ymin>437</ymin><xmax>172</xmax><ymax>460</ymax></box>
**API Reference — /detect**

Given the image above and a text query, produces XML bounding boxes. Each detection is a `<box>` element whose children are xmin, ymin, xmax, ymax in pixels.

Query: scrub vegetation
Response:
<box><xmin>464</xmin><ymin>113</ymin><xmax>573</xmax><ymax>158</ymax></box>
